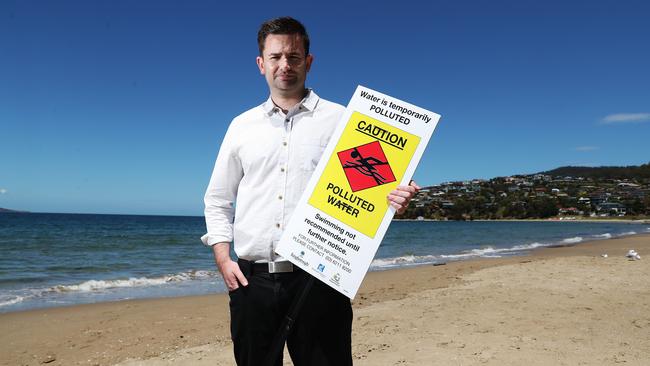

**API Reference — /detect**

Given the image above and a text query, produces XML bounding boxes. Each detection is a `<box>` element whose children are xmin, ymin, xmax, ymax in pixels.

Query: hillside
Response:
<box><xmin>0</xmin><ymin>207</ymin><xmax>28</xmax><ymax>213</ymax></box>
<box><xmin>541</xmin><ymin>162</ymin><xmax>650</xmax><ymax>181</ymax></box>
<box><xmin>403</xmin><ymin>162</ymin><xmax>650</xmax><ymax>220</ymax></box>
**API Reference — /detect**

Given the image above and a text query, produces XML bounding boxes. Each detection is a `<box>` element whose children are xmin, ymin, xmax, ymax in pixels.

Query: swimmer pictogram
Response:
<box><xmin>337</xmin><ymin>141</ymin><xmax>396</xmax><ymax>192</ymax></box>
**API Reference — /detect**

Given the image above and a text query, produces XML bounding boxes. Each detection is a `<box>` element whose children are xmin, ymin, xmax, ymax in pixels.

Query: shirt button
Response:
<box><xmin>283</xmin><ymin>142</ymin><xmax>287</xmax><ymax>146</ymax></box>
<box><xmin>278</xmin><ymin>195</ymin><xmax>283</xmax><ymax>200</ymax></box>
<box><xmin>285</xmin><ymin>118</ymin><xmax>290</xmax><ymax>122</ymax></box>
<box><xmin>280</xmin><ymin>167</ymin><xmax>285</xmax><ymax>172</ymax></box>
<box><xmin>276</xmin><ymin>223</ymin><xmax>281</xmax><ymax>228</ymax></box>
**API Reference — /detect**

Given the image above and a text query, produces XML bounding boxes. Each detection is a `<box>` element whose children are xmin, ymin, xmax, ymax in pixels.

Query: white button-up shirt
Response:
<box><xmin>201</xmin><ymin>90</ymin><xmax>345</xmax><ymax>262</ymax></box>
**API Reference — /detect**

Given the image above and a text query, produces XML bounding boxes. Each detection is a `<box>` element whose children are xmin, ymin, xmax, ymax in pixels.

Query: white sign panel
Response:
<box><xmin>276</xmin><ymin>85</ymin><xmax>441</xmax><ymax>298</ymax></box>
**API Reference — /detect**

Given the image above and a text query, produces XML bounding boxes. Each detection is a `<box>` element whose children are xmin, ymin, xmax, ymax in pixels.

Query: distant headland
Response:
<box><xmin>0</xmin><ymin>208</ymin><xmax>30</xmax><ymax>213</ymax></box>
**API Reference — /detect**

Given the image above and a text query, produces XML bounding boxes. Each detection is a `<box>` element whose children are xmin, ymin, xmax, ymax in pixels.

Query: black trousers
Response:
<box><xmin>229</xmin><ymin>259</ymin><xmax>353</xmax><ymax>366</ymax></box>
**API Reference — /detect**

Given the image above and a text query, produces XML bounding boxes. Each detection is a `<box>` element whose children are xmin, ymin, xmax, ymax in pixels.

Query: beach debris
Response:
<box><xmin>626</xmin><ymin>250</ymin><xmax>641</xmax><ymax>260</ymax></box>
<box><xmin>601</xmin><ymin>254</ymin><xmax>608</xmax><ymax>258</ymax></box>
<box><xmin>41</xmin><ymin>354</ymin><xmax>56</xmax><ymax>363</ymax></box>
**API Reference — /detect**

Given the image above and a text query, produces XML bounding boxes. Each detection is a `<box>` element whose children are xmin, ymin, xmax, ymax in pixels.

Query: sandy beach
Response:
<box><xmin>2</xmin><ymin>234</ymin><xmax>649</xmax><ymax>366</ymax></box>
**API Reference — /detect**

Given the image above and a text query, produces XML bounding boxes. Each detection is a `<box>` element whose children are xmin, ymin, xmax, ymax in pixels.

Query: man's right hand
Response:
<box><xmin>212</xmin><ymin>243</ymin><xmax>249</xmax><ymax>291</ymax></box>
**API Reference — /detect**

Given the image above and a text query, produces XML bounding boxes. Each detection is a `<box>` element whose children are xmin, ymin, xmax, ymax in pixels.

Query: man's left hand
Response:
<box><xmin>387</xmin><ymin>180</ymin><xmax>420</xmax><ymax>215</ymax></box>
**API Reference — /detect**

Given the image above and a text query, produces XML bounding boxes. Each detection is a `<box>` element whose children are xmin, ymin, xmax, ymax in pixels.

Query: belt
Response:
<box><xmin>238</xmin><ymin>259</ymin><xmax>294</xmax><ymax>274</ymax></box>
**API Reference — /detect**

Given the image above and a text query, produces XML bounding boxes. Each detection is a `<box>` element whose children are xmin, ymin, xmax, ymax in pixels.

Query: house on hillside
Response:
<box><xmin>589</xmin><ymin>192</ymin><xmax>608</xmax><ymax>206</ymax></box>
<box><xmin>596</xmin><ymin>202</ymin><xmax>627</xmax><ymax>216</ymax></box>
<box><xmin>559</xmin><ymin>207</ymin><xmax>580</xmax><ymax>216</ymax></box>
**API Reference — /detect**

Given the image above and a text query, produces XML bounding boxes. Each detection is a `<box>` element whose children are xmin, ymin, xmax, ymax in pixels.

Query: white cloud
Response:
<box><xmin>601</xmin><ymin>113</ymin><xmax>650</xmax><ymax>124</ymax></box>
<box><xmin>575</xmin><ymin>146</ymin><xmax>599</xmax><ymax>152</ymax></box>
<box><xmin>0</xmin><ymin>188</ymin><xmax>6</xmax><ymax>194</ymax></box>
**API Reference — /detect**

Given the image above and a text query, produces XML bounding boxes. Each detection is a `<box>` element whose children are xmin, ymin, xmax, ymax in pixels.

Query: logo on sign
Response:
<box><xmin>330</xmin><ymin>272</ymin><xmax>341</xmax><ymax>286</ymax></box>
<box><xmin>290</xmin><ymin>252</ymin><xmax>309</xmax><ymax>267</ymax></box>
<box><xmin>317</xmin><ymin>264</ymin><xmax>325</xmax><ymax>272</ymax></box>
<box><xmin>337</xmin><ymin>141</ymin><xmax>396</xmax><ymax>192</ymax></box>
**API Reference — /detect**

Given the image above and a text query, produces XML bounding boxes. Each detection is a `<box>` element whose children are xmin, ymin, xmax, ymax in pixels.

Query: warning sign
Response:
<box><xmin>276</xmin><ymin>85</ymin><xmax>441</xmax><ymax>298</ymax></box>
<box><xmin>308</xmin><ymin>112</ymin><xmax>420</xmax><ymax>238</ymax></box>
<box><xmin>338</xmin><ymin>141</ymin><xmax>396</xmax><ymax>192</ymax></box>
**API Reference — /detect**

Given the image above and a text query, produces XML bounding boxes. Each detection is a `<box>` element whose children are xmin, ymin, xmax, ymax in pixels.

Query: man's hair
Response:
<box><xmin>257</xmin><ymin>17</ymin><xmax>310</xmax><ymax>56</ymax></box>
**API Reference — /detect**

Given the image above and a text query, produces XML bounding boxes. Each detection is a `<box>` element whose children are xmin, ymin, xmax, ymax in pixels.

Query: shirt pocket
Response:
<box><xmin>298</xmin><ymin>140</ymin><xmax>326</xmax><ymax>172</ymax></box>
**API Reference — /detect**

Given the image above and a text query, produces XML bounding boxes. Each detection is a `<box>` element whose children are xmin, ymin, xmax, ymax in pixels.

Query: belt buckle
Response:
<box><xmin>268</xmin><ymin>261</ymin><xmax>293</xmax><ymax>273</ymax></box>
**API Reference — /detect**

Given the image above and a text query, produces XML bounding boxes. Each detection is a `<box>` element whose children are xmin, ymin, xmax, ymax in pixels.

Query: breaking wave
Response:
<box><xmin>561</xmin><ymin>236</ymin><xmax>583</xmax><ymax>244</ymax></box>
<box><xmin>0</xmin><ymin>296</ymin><xmax>25</xmax><ymax>307</ymax></box>
<box><xmin>619</xmin><ymin>231</ymin><xmax>637</xmax><ymax>236</ymax></box>
<box><xmin>369</xmin><ymin>228</ymin><xmax>646</xmax><ymax>270</ymax></box>
<box><xmin>50</xmin><ymin>270</ymin><xmax>217</xmax><ymax>293</ymax></box>
<box><xmin>370</xmin><ymin>242</ymin><xmax>549</xmax><ymax>269</ymax></box>
<box><xmin>0</xmin><ymin>270</ymin><xmax>219</xmax><ymax>309</ymax></box>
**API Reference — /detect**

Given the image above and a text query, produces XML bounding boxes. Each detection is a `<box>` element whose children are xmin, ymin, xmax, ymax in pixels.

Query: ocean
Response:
<box><xmin>1</xmin><ymin>213</ymin><xmax>648</xmax><ymax>313</ymax></box>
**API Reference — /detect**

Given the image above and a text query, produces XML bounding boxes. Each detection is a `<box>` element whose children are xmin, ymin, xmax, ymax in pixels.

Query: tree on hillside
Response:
<box><xmin>527</xmin><ymin>197</ymin><xmax>558</xmax><ymax>218</ymax></box>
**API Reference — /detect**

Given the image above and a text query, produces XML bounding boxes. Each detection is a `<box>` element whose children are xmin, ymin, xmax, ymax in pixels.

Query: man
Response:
<box><xmin>201</xmin><ymin>16</ymin><xmax>419</xmax><ymax>366</ymax></box>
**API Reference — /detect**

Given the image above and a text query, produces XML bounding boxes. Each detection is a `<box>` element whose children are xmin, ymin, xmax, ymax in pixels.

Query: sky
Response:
<box><xmin>1</xmin><ymin>0</ymin><xmax>649</xmax><ymax>215</ymax></box>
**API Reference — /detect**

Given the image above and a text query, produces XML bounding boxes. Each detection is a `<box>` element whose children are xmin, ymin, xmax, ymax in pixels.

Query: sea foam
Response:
<box><xmin>0</xmin><ymin>296</ymin><xmax>25</xmax><ymax>307</ymax></box>
<box><xmin>370</xmin><ymin>242</ymin><xmax>551</xmax><ymax>269</ymax></box>
<box><xmin>50</xmin><ymin>270</ymin><xmax>217</xmax><ymax>293</ymax></box>
<box><xmin>562</xmin><ymin>236</ymin><xmax>583</xmax><ymax>244</ymax></box>
<box><xmin>371</xmin><ymin>254</ymin><xmax>439</xmax><ymax>268</ymax></box>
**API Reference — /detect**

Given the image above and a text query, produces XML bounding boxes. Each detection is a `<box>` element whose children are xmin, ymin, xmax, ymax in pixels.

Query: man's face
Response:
<box><xmin>256</xmin><ymin>34</ymin><xmax>313</xmax><ymax>98</ymax></box>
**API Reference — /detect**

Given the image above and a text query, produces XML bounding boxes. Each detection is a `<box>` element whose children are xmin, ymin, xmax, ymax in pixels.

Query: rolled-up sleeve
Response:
<box><xmin>201</xmin><ymin>123</ymin><xmax>243</xmax><ymax>246</ymax></box>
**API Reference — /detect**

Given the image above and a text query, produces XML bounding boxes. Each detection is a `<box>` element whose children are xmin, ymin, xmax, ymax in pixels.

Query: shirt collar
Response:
<box><xmin>262</xmin><ymin>89</ymin><xmax>320</xmax><ymax>116</ymax></box>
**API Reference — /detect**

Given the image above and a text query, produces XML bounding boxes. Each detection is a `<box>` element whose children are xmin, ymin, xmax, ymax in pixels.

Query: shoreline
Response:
<box><xmin>4</xmin><ymin>226</ymin><xmax>648</xmax><ymax>315</ymax></box>
<box><xmin>1</xmin><ymin>233</ymin><xmax>649</xmax><ymax>365</ymax></box>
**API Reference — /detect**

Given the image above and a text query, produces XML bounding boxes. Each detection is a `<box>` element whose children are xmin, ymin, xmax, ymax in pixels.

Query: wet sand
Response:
<box><xmin>1</xmin><ymin>234</ymin><xmax>649</xmax><ymax>365</ymax></box>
